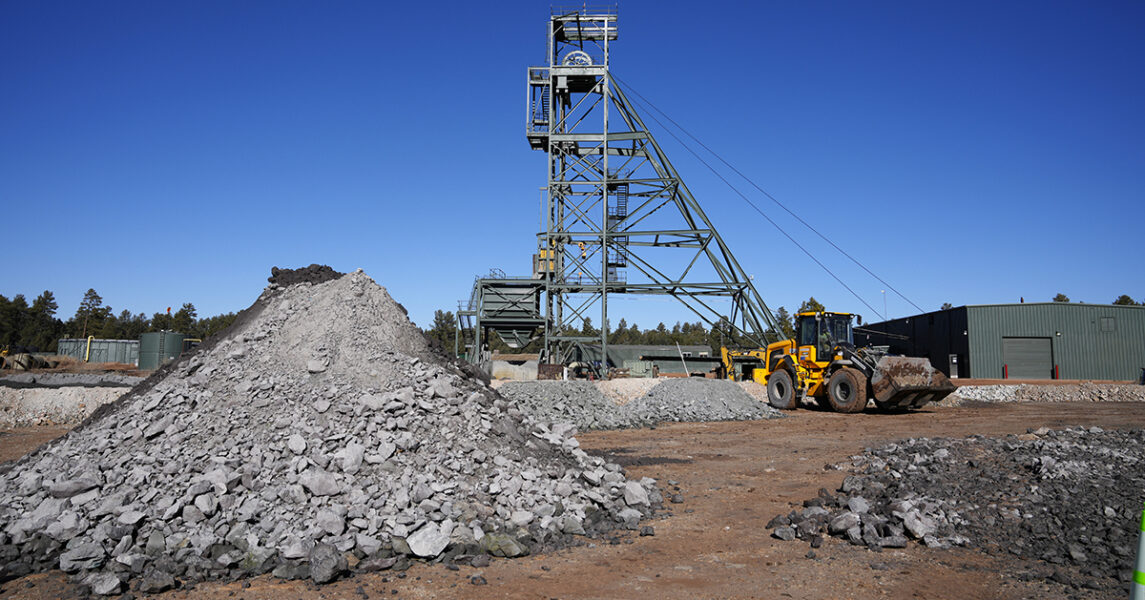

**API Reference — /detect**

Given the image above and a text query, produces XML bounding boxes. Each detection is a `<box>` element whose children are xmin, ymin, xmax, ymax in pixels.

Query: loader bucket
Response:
<box><xmin>869</xmin><ymin>356</ymin><xmax>955</xmax><ymax>409</ymax></box>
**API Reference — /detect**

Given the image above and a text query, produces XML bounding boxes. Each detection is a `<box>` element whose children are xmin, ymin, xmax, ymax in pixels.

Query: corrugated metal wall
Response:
<box><xmin>855</xmin><ymin>308</ymin><xmax>971</xmax><ymax>377</ymax></box>
<box><xmin>578</xmin><ymin>344</ymin><xmax>713</xmax><ymax>374</ymax></box>
<box><xmin>56</xmin><ymin>338</ymin><xmax>140</xmax><ymax>365</ymax></box>
<box><xmin>968</xmin><ymin>303</ymin><xmax>1145</xmax><ymax>380</ymax></box>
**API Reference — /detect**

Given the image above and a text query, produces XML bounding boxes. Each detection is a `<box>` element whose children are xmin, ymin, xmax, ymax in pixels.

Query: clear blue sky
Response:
<box><xmin>3</xmin><ymin>1</ymin><xmax>1142</xmax><ymax>331</ymax></box>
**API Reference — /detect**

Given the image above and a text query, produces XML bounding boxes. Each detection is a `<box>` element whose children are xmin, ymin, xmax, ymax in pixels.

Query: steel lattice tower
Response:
<box><xmin>525</xmin><ymin>7</ymin><xmax>779</xmax><ymax>370</ymax></box>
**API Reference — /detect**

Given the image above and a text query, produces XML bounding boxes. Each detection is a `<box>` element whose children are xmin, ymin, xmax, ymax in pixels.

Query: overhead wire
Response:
<box><xmin>609</xmin><ymin>76</ymin><xmax>884</xmax><ymax>319</ymax></box>
<box><xmin>611</xmin><ymin>72</ymin><xmax>926</xmax><ymax>317</ymax></box>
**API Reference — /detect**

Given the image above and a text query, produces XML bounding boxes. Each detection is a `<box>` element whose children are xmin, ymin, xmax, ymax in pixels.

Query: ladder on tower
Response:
<box><xmin>527</xmin><ymin>68</ymin><xmax>551</xmax><ymax>150</ymax></box>
<box><xmin>608</xmin><ymin>183</ymin><xmax>628</xmax><ymax>268</ymax></box>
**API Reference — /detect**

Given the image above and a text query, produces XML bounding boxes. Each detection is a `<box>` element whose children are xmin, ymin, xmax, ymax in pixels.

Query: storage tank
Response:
<box><xmin>138</xmin><ymin>331</ymin><xmax>186</xmax><ymax>370</ymax></box>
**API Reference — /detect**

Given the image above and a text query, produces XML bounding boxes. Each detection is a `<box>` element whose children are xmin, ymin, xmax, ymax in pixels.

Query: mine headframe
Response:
<box><xmin>521</xmin><ymin>7</ymin><xmax>779</xmax><ymax>373</ymax></box>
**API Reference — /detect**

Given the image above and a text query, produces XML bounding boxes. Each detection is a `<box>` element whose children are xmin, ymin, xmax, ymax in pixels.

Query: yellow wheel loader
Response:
<box><xmin>721</xmin><ymin>311</ymin><xmax>954</xmax><ymax>412</ymax></box>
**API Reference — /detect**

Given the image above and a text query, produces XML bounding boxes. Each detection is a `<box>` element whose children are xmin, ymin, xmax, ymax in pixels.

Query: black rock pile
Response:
<box><xmin>770</xmin><ymin>427</ymin><xmax>1144</xmax><ymax>598</ymax></box>
<box><xmin>267</xmin><ymin>263</ymin><xmax>343</xmax><ymax>287</ymax></box>
<box><xmin>0</xmin><ymin>267</ymin><xmax>659</xmax><ymax>595</ymax></box>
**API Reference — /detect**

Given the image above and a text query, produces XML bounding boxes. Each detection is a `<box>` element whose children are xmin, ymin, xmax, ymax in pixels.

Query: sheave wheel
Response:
<box><xmin>827</xmin><ymin>368</ymin><xmax>868</xmax><ymax>413</ymax></box>
<box><xmin>766</xmin><ymin>369</ymin><xmax>798</xmax><ymax>410</ymax></box>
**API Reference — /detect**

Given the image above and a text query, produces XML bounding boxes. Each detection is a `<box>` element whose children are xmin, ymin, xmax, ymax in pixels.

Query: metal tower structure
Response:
<box><xmin>524</xmin><ymin>7</ymin><xmax>779</xmax><ymax>370</ymax></box>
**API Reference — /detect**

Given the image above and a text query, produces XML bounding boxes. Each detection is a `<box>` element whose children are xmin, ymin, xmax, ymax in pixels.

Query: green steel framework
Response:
<box><xmin>528</xmin><ymin>7</ymin><xmax>777</xmax><ymax>369</ymax></box>
<box><xmin>458</xmin><ymin>8</ymin><xmax>779</xmax><ymax>372</ymax></box>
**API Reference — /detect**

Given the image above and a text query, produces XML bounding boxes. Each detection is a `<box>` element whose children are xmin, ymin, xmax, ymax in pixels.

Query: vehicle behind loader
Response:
<box><xmin>721</xmin><ymin>310</ymin><xmax>954</xmax><ymax>412</ymax></box>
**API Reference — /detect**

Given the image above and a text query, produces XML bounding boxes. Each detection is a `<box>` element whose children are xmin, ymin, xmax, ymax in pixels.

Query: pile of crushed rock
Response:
<box><xmin>0</xmin><ymin>267</ymin><xmax>659</xmax><ymax>595</ymax></box>
<box><xmin>498</xmin><ymin>378</ymin><xmax>784</xmax><ymax>431</ymax></box>
<box><xmin>769</xmin><ymin>427</ymin><xmax>1143</xmax><ymax>598</ymax></box>
<box><xmin>945</xmin><ymin>382</ymin><xmax>1145</xmax><ymax>405</ymax></box>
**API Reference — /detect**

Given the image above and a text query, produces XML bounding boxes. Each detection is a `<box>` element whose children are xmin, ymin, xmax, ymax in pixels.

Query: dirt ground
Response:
<box><xmin>2</xmin><ymin>401</ymin><xmax>1143</xmax><ymax>600</ymax></box>
<box><xmin>0</xmin><ymin>426</ymin><xmax>71</xmax><ymax>463</ymax></box>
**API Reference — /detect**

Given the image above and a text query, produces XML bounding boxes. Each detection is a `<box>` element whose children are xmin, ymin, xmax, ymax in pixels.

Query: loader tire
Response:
<box><xmin>767</xmin><ymin>369</ymin><xmax>798</xmax><ymax>410</ymax></box>
<box><xmin>827</xmin><ymin>368</ymin><xmax>868</xmax><ymax>413</ymax></box>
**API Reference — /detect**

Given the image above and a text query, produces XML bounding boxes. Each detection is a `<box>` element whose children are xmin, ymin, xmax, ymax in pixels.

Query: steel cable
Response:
<box><xmin>612</xmin><ymin>73</ymin><xmax>926</xmax><ymax>317</ymax></box>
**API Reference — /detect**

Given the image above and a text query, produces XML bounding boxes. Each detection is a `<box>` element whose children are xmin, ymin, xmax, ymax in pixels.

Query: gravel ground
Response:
<box><xmin>945</xmin><ymin>382</ymin><xmax>1145</xmax><ymax>405</ymax></box>
<box><xmin>596</xmin><ymin>378</ymin><xmax>659</xmax><ymax>405</ymax></box>
<box><xmin>737</xmin><ymin>381</ymin><xmax>769</xmax><ymax>404</ymax></box>
<box><xmin>769</xmin><ymin>427</ymin><xmax>1144</xmax><ymax>599</ymax></box>
<box><xmin>0</xmin><ymin>387</ymin><xmax>130</xmax><ymax>426</ymax></box>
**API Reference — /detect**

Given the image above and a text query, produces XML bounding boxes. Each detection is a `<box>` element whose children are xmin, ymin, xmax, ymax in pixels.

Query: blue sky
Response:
<box><xmin>3</xmin><ymin>1</ymin><xmax>1142</xmax><ymax>331</ymax></box>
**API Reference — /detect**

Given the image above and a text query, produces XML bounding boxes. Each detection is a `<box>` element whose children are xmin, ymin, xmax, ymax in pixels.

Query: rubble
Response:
<box><xmin>770</xmin><ymin>427</ymin><xmax>1144</xmax><ymax>598</ymax></box>
<box><xmin>945</xmin><ymin>382</ymin><xmax>1145</xmax><ymax>405</ymax></box>
<box><xmin>0</xmin><ymin>267</ymin><xmax>659</xmax><ymax>593</ymax></box>
<box><xmin>625</xmin><ymin>378</ymin><xmax>781</xmax><ymax>425</ymax></box>
<box><xmin>0</xmin><ymin>373</ymin><xmax>144</xmax><ymax>388</ymax></box>
<box><xmin>498</xmin><ymin>381</ymin><xmax>628</xmax><ymax>430</ymax></box>
<box><xmin>498</xmin><ymin>378</ymin><xmax>784</xmax><ymax>431</ymax></box>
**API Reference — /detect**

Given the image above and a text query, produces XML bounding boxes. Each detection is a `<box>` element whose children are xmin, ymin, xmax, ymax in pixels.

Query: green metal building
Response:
<box><xmin>576</xmin><ymin>344</ymin><xmax>714</xmax><ymax>375</ymax></box>
<box><xmin>856</xmin><ymin>303</ymin><xmax>1145</xmax><ymax>381</ymax></box>
<box><xmin>56</xmin><ymin>338</ymin><xmax>139</xmax><ymax>365</ymax></box>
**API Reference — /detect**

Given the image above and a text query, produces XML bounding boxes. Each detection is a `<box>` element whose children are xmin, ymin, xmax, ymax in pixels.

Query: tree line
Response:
<box><xmin>0</xmin><ymin>288</ymin><xmax>237</xmax><ymax>353</ymax></box>
<box><xmin>424</xmin><ymin>291</ymin><xmax>1144</xmax><ymax>355</ymax></box>
<box><xmin>1053</xmin><ymin>293</ymin><xmax>1143</xmax><ymax>305</ymax></box>
<box><xmin>424</xmin><ymin>298</ymin><xmax>827</xmax><ymax>355</ymax></box>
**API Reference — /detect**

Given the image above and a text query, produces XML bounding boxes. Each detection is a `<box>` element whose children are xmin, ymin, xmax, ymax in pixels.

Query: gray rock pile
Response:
<box><xmin>945</xmin><ymin>382</ymin><xmax>1145</xmax><ymax>405</ymax></box>
<box><xmin>498</xmin><ymin>381</ymin><xmax>629</xmax><ymax>430</ymax></box>
<box><xmin>626</xmin><ymin>379</ymin><xmax>781</xmax><ymax>425</ymax></box>
<box><xmin>0</xmin><ymin>267</ymin><xmax>659</xmax><ymax>594</ymax></box>
<box><xmin>769</xmin><ymin>427</ymin><xmax>1144</xmax><ymax>598</ymax></box>
<box><xmin>499</xmin><ymin>378</ymin><xmax>783</xmax><ymax>431</ymax></box>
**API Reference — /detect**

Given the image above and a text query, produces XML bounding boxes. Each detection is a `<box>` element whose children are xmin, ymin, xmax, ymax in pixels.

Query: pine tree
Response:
<box><xmin>31</xmin><ymin>291</ymin><xmax>58</xmax><ymax>317</ymax></box>
<box><xmin>425</xmin><ymin>310</ymin><xmax>457</xmax><ymax>351</ymax></box>
<box><xmin>798</xmin><ymin>296</ymin><xmax>826</xmax><ymax>314</ymax></box>
<box><xmin>74</xmin><ymin>289</ymin><xmax>111</xmax><ymax>338</ymax></box>
<box><xmin>773</xmin><ymin>307</ymin><xmax>795</xmax><ymax>340</ymax></box>
<box><xmin>172</xmin><ymin>303</ymin><xmax>197</xmax><ymax>334</ymax></box>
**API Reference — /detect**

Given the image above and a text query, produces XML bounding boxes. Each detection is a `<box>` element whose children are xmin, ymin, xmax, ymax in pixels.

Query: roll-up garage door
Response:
<box><xmin>1002</xmin><ymin>337</ymin><xmax>1052</xmax><ymax>379</ymax></box>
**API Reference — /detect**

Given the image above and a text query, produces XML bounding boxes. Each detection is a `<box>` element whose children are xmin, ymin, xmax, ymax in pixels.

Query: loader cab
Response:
<box><xmin>794</xmin><ymin>312</ymin><xmax>855</xmax><ymax>363</ymax></box>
